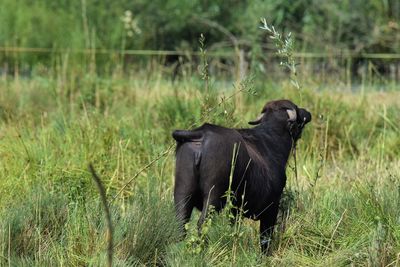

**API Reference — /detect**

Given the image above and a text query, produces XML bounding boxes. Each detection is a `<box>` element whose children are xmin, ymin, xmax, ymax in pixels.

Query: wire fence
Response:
<box><xmin>1</xmin><ymin>46</ymin><xmax>399</xmax><ymax>83</ymax></box>
<box><xmin>1</xmin><ymin>47</ymin><xmax>400</xmax><ymax>59</ymax></box>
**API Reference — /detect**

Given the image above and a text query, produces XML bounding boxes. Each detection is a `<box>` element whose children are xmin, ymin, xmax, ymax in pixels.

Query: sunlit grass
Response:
<box><xmin>0</xmin><ymin>70</ymin><xmax>399</xmax><ymax>266</ymax></box>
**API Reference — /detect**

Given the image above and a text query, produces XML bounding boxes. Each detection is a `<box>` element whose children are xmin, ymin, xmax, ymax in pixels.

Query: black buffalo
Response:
<box><xmin>172</xmin><ymin>99</ymin><xmax>311</xmax><ymax>253</ymax></box>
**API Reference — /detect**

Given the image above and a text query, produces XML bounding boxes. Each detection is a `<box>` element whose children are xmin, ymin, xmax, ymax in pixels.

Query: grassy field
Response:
<box><xmin>0</xmin><ymin>68</ymin><xmax>399</xmax><ymax>266</ymax></box>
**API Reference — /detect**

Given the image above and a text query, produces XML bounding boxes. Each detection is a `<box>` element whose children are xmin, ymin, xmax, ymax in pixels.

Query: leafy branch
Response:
<box><xmin>260</xmin><ymin>18</ymin><xmax>301</xmax><ymax>91</ymax></box>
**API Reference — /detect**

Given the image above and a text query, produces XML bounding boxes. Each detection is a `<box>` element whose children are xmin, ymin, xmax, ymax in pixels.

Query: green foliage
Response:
<box><xmin>0</xmin><ymin>71</ymin><xmax>399</xmax><ymax>265</ymax></box>
<box><xmin>0</xmin><ymin>27</ymin><xmax>399</xmax><ymax>265</ymax></box>
<box><xmin>261</xmin><ymin>0</ymin><xmax>400</xmax><ymax>52</ymax></box>
<box><xmin>0</xmin><ymin>187</ymin><xmax>68</xmax><ymax>260</ymax></box>
<box><xmin>1</xmin><ymin>0</ymin><xmax>399</xmax><ymax>69</ymax></box>
<box><xmin>260</xmin><ymin>18</ymin><xmax>301</xmax><ymax>92</ymax></box>
<box><xmin>0</xmin><ymin>4</ymin><xmax>399</xmax><ymax>265</ymax></box>
<box><xmin>113</xmin><ymin>196</ymin><xmax>180</xmax><ymax>265</ymax></box>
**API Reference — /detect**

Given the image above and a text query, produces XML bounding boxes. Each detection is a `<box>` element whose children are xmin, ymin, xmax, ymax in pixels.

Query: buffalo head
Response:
<box><xmin>248</xmin><ymin>99</ymin><xmax>311</xmax><ymax>140</ymax></box>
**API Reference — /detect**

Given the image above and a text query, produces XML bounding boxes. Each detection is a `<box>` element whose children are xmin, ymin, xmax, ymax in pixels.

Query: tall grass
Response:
<box><xmin>0</xmin><ymin>62</ymin><xmax>399</xmax><ymax>266</ymax></box>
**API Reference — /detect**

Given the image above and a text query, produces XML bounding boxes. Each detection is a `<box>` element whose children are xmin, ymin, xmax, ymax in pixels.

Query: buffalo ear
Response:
<box><xmin>248</xmin><ymin>113</ymin><xmax>265</xmax><ymax>125</ymax></box>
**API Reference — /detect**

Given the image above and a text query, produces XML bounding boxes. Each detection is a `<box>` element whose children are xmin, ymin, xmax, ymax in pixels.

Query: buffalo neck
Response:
<box><xmin>239</xmin><ymin>123</ymin><xmax>294</xmax><ymax>168</ymax></box>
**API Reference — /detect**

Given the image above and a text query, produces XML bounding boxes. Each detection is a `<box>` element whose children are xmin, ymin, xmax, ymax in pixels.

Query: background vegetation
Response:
<box><xmin>1</xmin><ymin>0</ymin><xmax>400</xmax><ymax>79</ymax></box>
<box><xmin>0</xmin><ymin>1</ymin><xmax>399</xmax><ymax>266</ymax></box>
<box><xmin>2</xmin><ymin>0</ymin><xmax>399</xmax><ymax>52</ymax></box>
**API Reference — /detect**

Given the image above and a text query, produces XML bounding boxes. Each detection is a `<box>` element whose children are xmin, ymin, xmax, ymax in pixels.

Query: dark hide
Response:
<box><xmin>172</xmin><ymin>99</ymin><xmax>311</xmax><ymax>254</ymax></box>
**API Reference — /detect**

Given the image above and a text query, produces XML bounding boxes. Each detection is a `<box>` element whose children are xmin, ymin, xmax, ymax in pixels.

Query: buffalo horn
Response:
<box><xmin>287</xmin><ymin>109</ymin><xmax>297</xmax><ymax>121</ymax></box>
<box><xmin>248</xmin><ymin>113</ymin><xmax>265</xmax><ymax>125</ymax></box>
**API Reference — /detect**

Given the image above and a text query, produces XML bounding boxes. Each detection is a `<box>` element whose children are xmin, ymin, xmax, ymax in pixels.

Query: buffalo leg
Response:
<box><xmin>174</xmin><ymin>146</ymin><xmax>200</xmax><ymax>233</ymax></box>
<box><xmin>197</xmin><ymin>187</ymin><xmax>225</xmax><ymax>231</ymax></box>
<box><xmin>174</xmin><ymin>192</ymin><xmax>195</xmax><ymax>232</ymax></box>
<box><xmin>259</xmin><ymin>202</ymin><xmax>279</xmax><ymax>254</ymax></box>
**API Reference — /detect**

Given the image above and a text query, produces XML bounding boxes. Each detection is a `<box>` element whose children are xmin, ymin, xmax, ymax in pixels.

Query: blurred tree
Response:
<box><xmin>0</xmin><ymin>0</ymin><xmax>398</xmax><ymax>74</ymax></box>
